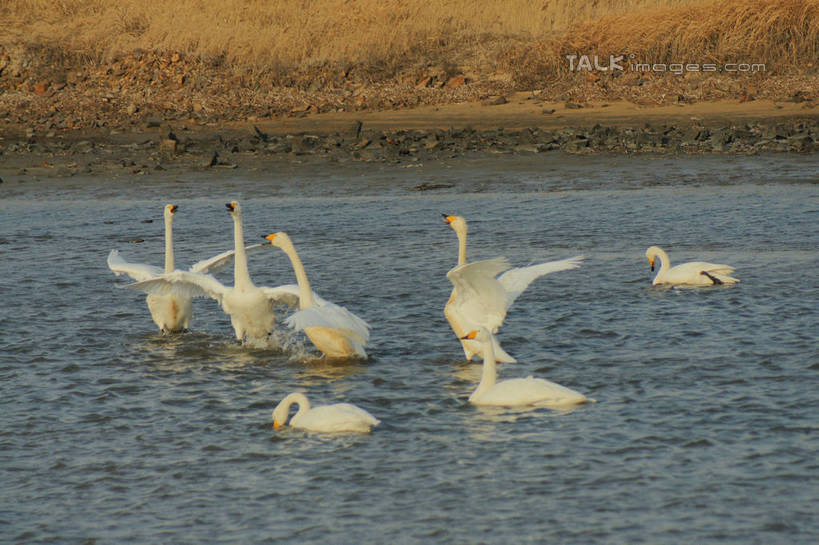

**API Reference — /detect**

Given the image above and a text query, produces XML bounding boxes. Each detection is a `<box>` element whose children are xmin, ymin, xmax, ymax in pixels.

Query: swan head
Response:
<box><xmin>164</xmin><ymin>204</ymin><xmax>179</xmax><ymax>220</ymax></box>
<box><xmin>645</xmin><ymin>246</ymin><xmax>663</xmax><ymax>271</ymax></box>
<box><xmin>225</xmin><ymin>201</ymin><xmax>241</xmax><ymax>216</ymax></box>
<box><xmin>264</xmin><ymin>232</ymin><xmax>292</xmax><ymax>249</ymax></box>
<box><xmin>272</xmin><ymin>393</ymin><xmax>304</xmax><ymax>430</ymax></box>
<box><xmin>442</xmin><ymin>214</ymin><xmax>467</xmax><ymax>234</ymax></box>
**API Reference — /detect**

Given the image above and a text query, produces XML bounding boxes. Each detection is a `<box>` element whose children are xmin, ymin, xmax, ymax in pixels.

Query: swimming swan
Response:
<box><xmin>265</xmin><ymin>232</ymin><xmax>371</xmax><ymax>359</ymax></box>
<box><xmin>645</xmin><ymin>246</ymin><xmax>739</xmax><ymax>286</ymax></box>
<box><xmin>463</xmin><ymin>327</ymin><xmax>588</xmax><ymax>408</ymax></box>
<box><xmin>443</xmin><ymin>214</ymin><xmax>583</xmax><ymax>363</ymax></box>
<box><xmin>124</xmin><ymin>201</ymin><xmax>301</xmax><ymax>343</ymax></box>
<box><xmin>272</xmin><ymin>392</ymin><xmax>380</xmax><ymax>433</ymax></box>
<box><xmin>108</xmin><ymin>204</ymin><xmax>273</xmax><ymax>332</ymax></box>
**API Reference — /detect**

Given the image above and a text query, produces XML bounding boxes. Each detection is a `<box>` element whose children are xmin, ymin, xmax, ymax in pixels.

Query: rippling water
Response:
<box><xmin>1</xmin><ymin>153</ymin><xmax>817</xmax><ymax>544</ymax></box>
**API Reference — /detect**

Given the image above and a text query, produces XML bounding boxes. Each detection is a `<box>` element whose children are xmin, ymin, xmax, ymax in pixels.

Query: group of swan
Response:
<box><xmin>109</xmin><ymin>206</ymin><xmax>739</xmax><ymax>433</ymax></box>
<box><xmin>108</xmin><ymin>202</ymin><xmax>370</xmax><ymax>358</ymax></box>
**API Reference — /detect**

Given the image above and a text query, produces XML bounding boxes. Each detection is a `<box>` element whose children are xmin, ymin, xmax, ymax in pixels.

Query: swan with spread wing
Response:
<box><xmin>123</xmin><ymin>202</ymin><xmax>301</xmax><ymax>343</ymax></box>
<box><xmin>443</xmin><ymin>214</ymin><xmax>583</xmax><ymax>363</ymax></box>
<box><xmin>108</xmin><ymin>204</ymin><xmax>269</xmax><ymax>332</ymax></box>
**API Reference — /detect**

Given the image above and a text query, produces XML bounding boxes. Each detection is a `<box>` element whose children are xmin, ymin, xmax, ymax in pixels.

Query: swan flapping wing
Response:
<box><xmin>107</xmin><ymin>249</ymin><xmax>163</xmax><ymax>282</ymax></box>
<box><xmin>446</xmin><ymin>257</ymin><xmax>511</xmax><ymax>332</ymax></box>
<box><xmin>260</xmin><ymin>284</ymin><xmax>315</xmax><ymax>308</ymax></box>
<box><xmin>497</xmin><ymin>255</ymin><xmax>584</xmax><ymax>307</ymax></box>
<box><xmin>284</xmin><ymin>302</ymin><xmax>371</xmax><ymax>344</ymax></box>
<box><xmin>189</xmin><ymin>243</ymin><xmax>270</xmax><ymax>274</ymax></box>
<box><xmin>124</xmin><ymin>270</ymin><xmax>228</xmax><ymax>302</ymax></box>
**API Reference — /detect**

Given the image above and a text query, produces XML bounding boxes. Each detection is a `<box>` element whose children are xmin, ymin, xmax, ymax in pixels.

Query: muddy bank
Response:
<box><xmin>1</xmin><ymin>102</ymin><xmax>817</xmax><ymax>184</ymax></box>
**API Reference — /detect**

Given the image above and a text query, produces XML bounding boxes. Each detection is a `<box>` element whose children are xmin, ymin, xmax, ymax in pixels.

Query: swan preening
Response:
<box><xmin>121</xmin><ymin>202</ymin><xmax>302</xmax><ymax>343</ymax></box>
<box><xmin>463</xmin><ymin>328</ymin><xmax>588</xmax><ymax>408</ymax></box>
<box><xmin>265</xmin><ymin>232</ymin><xmax>370</xmax><ymax>359</ymax></box>
<box><xmin>272</xmin><ymin>392</ymin><xmax>380</xmax><ymax>433</ymax></box>
<box><xmin>443</xmin><ymin>214</ymin><xmax>583</xmax><ymax>363</ymax></box>
<box><xmin>645</xmin><ymin>246</ymin><xmax>739</xmax><ymax>286</ymax></box>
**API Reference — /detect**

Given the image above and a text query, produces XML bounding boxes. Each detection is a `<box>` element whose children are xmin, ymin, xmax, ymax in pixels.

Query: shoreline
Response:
<box><xmin>1</xmin><ymin>98</ymin><xmax>817</xmax><ymax>184</ymax></box>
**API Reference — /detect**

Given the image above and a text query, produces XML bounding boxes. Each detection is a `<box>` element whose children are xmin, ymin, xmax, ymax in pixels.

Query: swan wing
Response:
<box><xmin>261</xmin><ymin>284</ymin><xmax>329</xmax><ymax>308</ymax></box>
<box><xmin>125</xmin><ymin>270</ymin><xmax>227</xmax><ymax>302</ymax></box>
<box><xmin>107</xmin><ymin>249</ymin><xmax>162</xmax><ymax>282</ymax></box>
<box><xmin>664</xmin><ymin>261</ymin><xmax>738</xmax><ymax>284</ymax></box>
<box><xmin>297</xmin><ymin>404</ymin><xmax>379</xmax><ymax>432</ymax></box>
<box><xmin>497</xmin><ymin>255</ymin><xmax>584</xmax><ymax>308</ymax></box>
<box><xmin>189</xmin><ymin>243</ymin><xmax>270</xmax><ymax>274</ymax></box>
<box><xmin>285</xmin><ymin>302</ymin><xmax>371</xmax><ymax>343</ymax></box>
<box><xmin>446</xmin><ymin>257</ymin><xmax>511</xmax><ymax>332</ymax></box>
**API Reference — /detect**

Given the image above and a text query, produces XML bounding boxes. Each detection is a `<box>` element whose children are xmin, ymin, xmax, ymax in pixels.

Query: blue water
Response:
<box><xmin>1</xmin><ymin>153</ymin><xmax>817</xmax><ymax>544</ymax></box>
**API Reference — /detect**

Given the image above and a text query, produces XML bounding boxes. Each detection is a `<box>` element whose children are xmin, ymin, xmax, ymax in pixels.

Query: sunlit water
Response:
<box><xmin>1</xmin><ymin>153</ymin><xmax>817</xmax><ymax>544</ymax></box>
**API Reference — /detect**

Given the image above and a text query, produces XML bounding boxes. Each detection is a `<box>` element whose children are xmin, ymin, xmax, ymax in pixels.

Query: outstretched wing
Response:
<box><xmin>107</xmin><ymin>249</ymin><xmax>162</xmax><ymax>282</ymax></box>
<box><xmin>498</xmin><ymin>255</ymin><xmax>584</xmax><ymax>307</ymax></box>
<box><xmin>446</xmin><ymin>257</ymin><xmax>511</xmax><ymax>332</ymax></box>
<box><xmin>261</xmin><ymin>284</ymin><xmax>306</xmax><ymax>308</ymax></box>
<box><xmin>125</xmin><ymin>270</ymin><xmax>228</xmax><ymax>303</ymax></box>
<box><xmin>285</xmin><ymin>301</ymin><xmax>371</xmax><ymax>345</ymax></box>
<box><xmin>189</xmin><ymin>243</ymin><xmax>270</xmax><ymax>274</ymax></box>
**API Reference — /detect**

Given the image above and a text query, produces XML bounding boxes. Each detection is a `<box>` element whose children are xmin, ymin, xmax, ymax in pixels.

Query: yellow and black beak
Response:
<box><xmin>225</xmin><ymin>202</ymin><xmax>235</xmax><ymax>212</ymax></box>
<box><xmin>649</xmin><ymin>259</ymin><xmax>655</xmax><ymax>272</ymax></box>
<box><xmin>460</xmin><ymin>331</ymin><xmax>478</xmax><ymax>340</ymax></box>
<box><xmin>263</xmin><ymin>233</ymin><xmax>277</xmax><ymax>243</ymax></box>
<box><xmin>273</xmin><ymin>420</ymin><xmax>282</xmax><ymax>430</ymax></box>
<box><xmin>169</xmin><ymin>205</ymin><xmax>179</xmax><ymax>214</ymax></box>
<box><xmin>442</xmin><ymin>214</ymin><xmax>454</xmax><ymax>225</ymax></box>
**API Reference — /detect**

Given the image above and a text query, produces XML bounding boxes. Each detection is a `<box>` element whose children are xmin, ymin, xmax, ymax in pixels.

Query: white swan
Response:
<box><xmin>646</xmin><ymin>246</ymin><xmax>739</xmax><ymax>286</ymax></box>
<box><xmin>107</xmin><ymin>204</ymin><xmax>191</xmax><ymax>332</ymax></box>
<box><xmin>265</xmin><ymin>232</ymin><xmax>371</xmax><ymax>359</ymax></box>
<box><xmin>443</xmin><ymin>214</ymin><xmax>583</xmax><ymax>363</ymax></box>
<box><xmin>108</xmin><ymin>204</ymin><xmax>273</xmax><ymax>333</ymax></box>
<box><xmin>272</xmin><ymin>392</ymin><xmax>380</xmax><ymax>433</ymax></box>
<box><xmin>124</xmin><ymin>201</ymin><xmax>301</xmax><ymax>343</ymax></box>
<box><xmin>463</xmin><ymin>328</ymin><xmax>588</xmax><ymax>408</ymax></box>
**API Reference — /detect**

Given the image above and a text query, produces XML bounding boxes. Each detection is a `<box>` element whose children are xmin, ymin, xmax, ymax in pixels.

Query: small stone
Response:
<box><xmin>415</xmin><ymin>76</ymin><xmax>432</xmax><ymax>89</ymax></box>
<box><xmin>565</xmin><ymin>102</ymin><xmax>583</xmax><ymax>109</ymax></box>
<box><xmin>160</xmin><ymin>138</ymin><xmax>178</xmax><ymax>156</ymax></box>
<box><xmin>481</xmin><ymin>96</ymin><xmax>507</xmax><ymax>106</ymax></box>
<box><xmin>445</xmin><ymin>75</ymin><xmax>468</xmax><ymax>89</ymax></box>
<box><xmin>33</xmin><ymin>81</ymin><xmax>50</xmax><ymax>95</ymax></box>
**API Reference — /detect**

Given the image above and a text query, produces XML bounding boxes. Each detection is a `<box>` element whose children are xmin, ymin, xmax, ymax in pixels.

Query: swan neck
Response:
<box><xmin>456</xmin><ymin>228</ymin><xmax>467</xmax><ymax>266</ymax></box>
<box><xmin>287</xmin><ymin>393</ymin><xmax>310</xmax><ymax>423</ymax></box>
<box><xmin>655</xmin><ymin>248</ymin><xmax>670</xmax><ymax>276</ymax></box>
<box><xmin>473</xmin><ymin>337</ymin><xmax>498</xmax><ymax>399</ymax></box>
<box><xmin>282</xmin><ymin>241</ymin><xmax>314</xmax><ymax>309</ymax></box>
<box><xmin>232</xmin><ymin>214</ymin><xmax>252</xmax><ymax>288</ymax></box>
<box><xmin>164</xmin><ymin>214</ymin><xmax>174</xmax><ymax>273</ymax></box>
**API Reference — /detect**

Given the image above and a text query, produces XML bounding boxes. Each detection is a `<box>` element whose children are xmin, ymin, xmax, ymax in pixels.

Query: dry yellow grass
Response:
<box><xmin>511</xmin><ymin>0</ymin><xmax>819</xmax><ymax>84</ymax></box>
<box><xmin>2</xmin><ymin>0</ymin><xmax>700</xmax><ymax>73</ymax></box>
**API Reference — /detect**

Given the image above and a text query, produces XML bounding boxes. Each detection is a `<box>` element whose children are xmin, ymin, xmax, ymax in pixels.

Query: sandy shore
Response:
<box><xmin>1</xmin><ymin>97</ymin><xmax>817</xmax><ymax>185</ymax></box>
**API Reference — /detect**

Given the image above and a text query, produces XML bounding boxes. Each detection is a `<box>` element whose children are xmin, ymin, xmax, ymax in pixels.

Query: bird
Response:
<box><xmin>645</xmin><ymin>246</ymin><xmax>739</xmax><ymax>286</ymax></box>
<box><xmin>124</xmin><ymin>201</ymin><xmax>302</xmax><ymax>344</ymax></box>
<box><xmin>264</xmin><ymin>232</ymin><xmax>370</xmax><ymax>359</ymax></box>
<box><xmin>442</xmin><ymin>214</ymin><xmax>583</xmax><ymax>362</ymax></box>
<box><xmin>272</xmin><ymin>392</ymin><xmax>380</xmax><ymax>433</ymax></box>
<box><xmin>462</xmin><ymin>327</ymin><xmax>588</xmax><ymax>408</ymax></box>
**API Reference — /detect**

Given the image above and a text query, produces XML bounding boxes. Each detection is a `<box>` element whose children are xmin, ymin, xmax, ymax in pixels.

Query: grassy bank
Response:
<box><xmin>0</xmin><ymin>0</ymin><xmax>816</xmax><ymax>129</ymax></box>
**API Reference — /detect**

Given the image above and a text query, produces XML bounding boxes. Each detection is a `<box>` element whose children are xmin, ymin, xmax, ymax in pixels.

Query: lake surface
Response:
<box><xmin>1</xmin><ymin>153</ymin><xmax>817</xmax><ymax>544</ymax></box>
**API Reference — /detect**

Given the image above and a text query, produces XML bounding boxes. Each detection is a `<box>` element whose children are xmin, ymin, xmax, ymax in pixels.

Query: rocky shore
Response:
<box><xmin>1</xmin><ymin>112</ymin><xmax>817</xmax><ymax>183</ymax></box>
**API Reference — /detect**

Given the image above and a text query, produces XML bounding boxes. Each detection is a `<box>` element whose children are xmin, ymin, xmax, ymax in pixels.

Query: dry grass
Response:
<box><xmin>1</xmin><ymin>0</ymin><xmax>816</xmax><ymax>127</ymax></box>
<box><xmin>511</xmin><ymin>0</ymin><xmax>819</xmax><ymax>85</ymax></box>
<box><xmin>2</xmin><ymin>0</ymin><xmax>699</xmax><ymax>74</ymax></box>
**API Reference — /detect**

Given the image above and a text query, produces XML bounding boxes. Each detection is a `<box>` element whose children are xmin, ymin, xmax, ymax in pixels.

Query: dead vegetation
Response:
<box><xmin>0</xmin><ymin>0</ymin><xmax>816</xmax><ymax>129</ymax></box>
